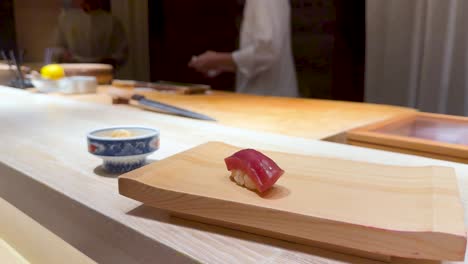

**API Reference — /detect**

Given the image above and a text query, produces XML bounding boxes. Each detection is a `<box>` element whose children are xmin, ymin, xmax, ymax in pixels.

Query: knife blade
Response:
<box><xmin>131</xmin><ymin>94</ymin><xmax>216</xmax><ymax>121</ymax></box>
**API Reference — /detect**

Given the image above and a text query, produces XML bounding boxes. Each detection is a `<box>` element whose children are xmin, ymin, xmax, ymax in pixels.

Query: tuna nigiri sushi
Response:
<box><xmin>224</xmin><ymin>149</ymin><xmax>285</xmax><ymax>193</ymax></box>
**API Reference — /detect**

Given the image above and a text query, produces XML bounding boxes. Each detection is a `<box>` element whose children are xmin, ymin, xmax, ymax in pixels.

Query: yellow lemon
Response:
<box><xmin>40</xmin><ymin>64</ymin><xmax>65</xmax><ymax>80</ymax></box>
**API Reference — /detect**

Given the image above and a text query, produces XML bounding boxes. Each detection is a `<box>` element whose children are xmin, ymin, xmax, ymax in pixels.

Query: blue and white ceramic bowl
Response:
<box><xmin>87</xmin><ymin>126</ymin><xmax>160</xmax><ymax>173</ymax></box>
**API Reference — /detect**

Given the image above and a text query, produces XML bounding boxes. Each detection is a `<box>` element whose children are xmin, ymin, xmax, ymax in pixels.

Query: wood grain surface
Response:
<box><xmin>0</xmin><ymin>87</ymin><xmax>466</xmax><ymax>264</ymax></box>
<box><xmin>0</xmin><ymin>239</ymin><xmax>28</xmax><ymax>264</ymax></box>
<box><xmin>63</xmin><ymin>86</ymin><xmax>416</xmax><ymax>140</ymax></box>
<box><xmin>120</xmin><ymin>142</ymin><xmax>466</xmax><ymax>261</ymax></box>
<box><xmin>0</xmin><ymin>197</ymin><xmax>95</xmax><ymax>264</ymax></box>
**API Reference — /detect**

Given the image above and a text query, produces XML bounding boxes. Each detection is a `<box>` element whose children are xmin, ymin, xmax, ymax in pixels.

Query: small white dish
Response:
<box><xmin>31</xmin><ymin>78</ymin><xmax>61</xmax><ymax>93</ymax></box>
<box><xmin>59</xmin><ymin>76</ymin><xmax>97</xmax><ymax>94</ymax></box>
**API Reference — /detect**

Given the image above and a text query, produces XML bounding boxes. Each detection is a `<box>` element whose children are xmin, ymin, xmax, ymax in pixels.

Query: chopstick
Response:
<box><xmin>17</xmin><ymin>50</ymin><xmax>25</xmax><ymax>89</ymax></box>
<box><xmin>8</xmin><ymin>50</ymin><xmax>25</xmax><ymax>89</ymax></box>
<box><xmin>2</xmin><ymin>50</ymin><xmax>18</xmax><ymax>81</ymax></box>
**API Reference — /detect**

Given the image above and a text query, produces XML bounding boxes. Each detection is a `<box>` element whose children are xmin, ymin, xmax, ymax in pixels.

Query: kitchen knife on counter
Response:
<box><xmin>131</xmin><ymin>94</ymin><xmax>216</xmax><ymax>121</ymax></box>
<box><xmin>109</xmin><ymin>88</ymin><xmax>216</xmax><ymax>121</ymax></box>
<box><xmin>112</xmin><ymin>79</ymin><xmax>210</xmax><ymax>94</ymax></box>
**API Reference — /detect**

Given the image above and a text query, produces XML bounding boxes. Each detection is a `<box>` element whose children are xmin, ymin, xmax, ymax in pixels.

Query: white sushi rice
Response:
<box><xmin>230</xmin><ymin>169</ymin><xmax>256</xmax><ymax>191</ymax></box>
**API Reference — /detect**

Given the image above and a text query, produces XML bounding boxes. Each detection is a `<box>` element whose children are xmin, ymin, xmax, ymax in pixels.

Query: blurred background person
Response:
<box><xmin>51</xmin><ymin>0</ymin><xmax>128</xmax><ymax>69</ymax></box>
<box><xmin>188</xmin><ymin>0</ymin><xmax>298</xmax><ymax>97</ymax></box>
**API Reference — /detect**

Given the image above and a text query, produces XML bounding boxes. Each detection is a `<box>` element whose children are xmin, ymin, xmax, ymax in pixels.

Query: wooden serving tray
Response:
<box><xmin>60</xmin><ymin>63</ymin><xmax>113</xmax><ymax>84</ymax></box>
<box><xmin>112</xmin><ymin>79</ymin><xmax>210</xmax><ymax>94</ymax></box>
<box><xmin>347</xmin><ymin>112</ymin><xmax>468</xmax><ymax>163</ymax></box>
<box><xmin>119</xmin><ymin>142</ymin><xmax>466</xmax><ymax>262</ymax></box>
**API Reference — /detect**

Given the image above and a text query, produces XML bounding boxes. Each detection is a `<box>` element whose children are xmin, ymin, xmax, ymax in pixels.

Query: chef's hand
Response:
<box><xmin>188</xmin><ymin>51</ymin><xmax>236</xmax><ymax>77</ymax></box>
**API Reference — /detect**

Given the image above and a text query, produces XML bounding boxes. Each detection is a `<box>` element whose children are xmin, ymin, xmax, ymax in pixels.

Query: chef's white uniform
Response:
<box><xmin>54</xmin><ymin>8</ymin><xmax>128</xmax><ymax>67</ymax></box>
<box><xmin>233</xmin><ymin>0</ymin><xmax>298</xmax><ymax>97</ymax></box>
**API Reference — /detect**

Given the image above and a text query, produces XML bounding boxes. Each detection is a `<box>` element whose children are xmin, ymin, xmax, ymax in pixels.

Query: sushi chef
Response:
<box><xmin>51</xmin><ymin>0</ymin><xmax>128</xmax><ymax>69</ymax></box>
<box><xmin>188</xmin><ymin>0</ymin><xmax>298</xmax><ymax>97</ymax></box>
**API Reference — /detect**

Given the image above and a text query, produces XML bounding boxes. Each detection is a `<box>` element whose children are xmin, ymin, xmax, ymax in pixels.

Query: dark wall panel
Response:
<box><xmin>0</xmin><ymin>0</ymin><xmax>17</xmax><ymax>51</ymax></box>
<box><xmin>148</xmin><ymin>0</ymin><xmax>241</xmax><ymax>91</ymax></box>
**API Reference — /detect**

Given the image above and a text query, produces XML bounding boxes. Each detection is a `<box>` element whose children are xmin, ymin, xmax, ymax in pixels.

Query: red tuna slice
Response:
<box><xmin>224</xmin><ymin>149</ymin><xmax>285</xmax><ymax>193</ymax></box>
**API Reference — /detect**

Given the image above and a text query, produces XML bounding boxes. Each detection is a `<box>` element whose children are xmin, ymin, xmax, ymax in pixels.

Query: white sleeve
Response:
<box><xmin>232</xmin><ymin>0</ymin><xmax>290</xmax><ymax>79</ymax></box>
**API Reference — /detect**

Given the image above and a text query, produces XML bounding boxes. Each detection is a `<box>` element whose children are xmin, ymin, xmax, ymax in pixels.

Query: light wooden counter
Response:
<box><xmin>0</xmin><ymin>198</ymin><xmax>95</xmax><ymax>264</ymax></box>
<box><xmin>1</xmin><ymin>87</ymin><xmax>466</xmax><ymax>264</ymax></box>
<box><xmin>65</xmin><ymin>86</ymin><xmax>416</xmax><ymax>140</ymax></box>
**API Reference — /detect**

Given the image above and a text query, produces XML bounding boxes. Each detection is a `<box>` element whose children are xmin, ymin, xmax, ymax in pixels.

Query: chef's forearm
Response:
<box><xmin>217</xmin><ymin>52</ymin><xmax>237</xmax><ymax>72</ymax></box>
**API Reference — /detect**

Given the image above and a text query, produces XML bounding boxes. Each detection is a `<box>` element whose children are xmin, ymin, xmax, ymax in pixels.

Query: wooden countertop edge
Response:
<box><xmin>0</xmin><ymin>161</ymin><xmax>196</xmax><ymax>264</ymax></box>
<box><xmin>0</xmin><ymin>197</ymin><xmax>96</xmax><ymax>264</ymax></box>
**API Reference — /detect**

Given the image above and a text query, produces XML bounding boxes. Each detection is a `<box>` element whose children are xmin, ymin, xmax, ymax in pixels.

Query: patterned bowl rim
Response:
<box><xmin>87</xmin><ymin>126</ymin><xmax>159</xmax><ymax>141</ymax></box>
<box><xmin>92</xmin><ymin>152</ymin><xmax>155</xmax><ymax>159</ymax></box>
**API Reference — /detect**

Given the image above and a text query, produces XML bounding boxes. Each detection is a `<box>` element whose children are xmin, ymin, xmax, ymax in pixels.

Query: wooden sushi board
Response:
<box><xmin>118</xmin><ymin>142</ymin><xmax>466</xmax><ymax>262</ymax></box>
